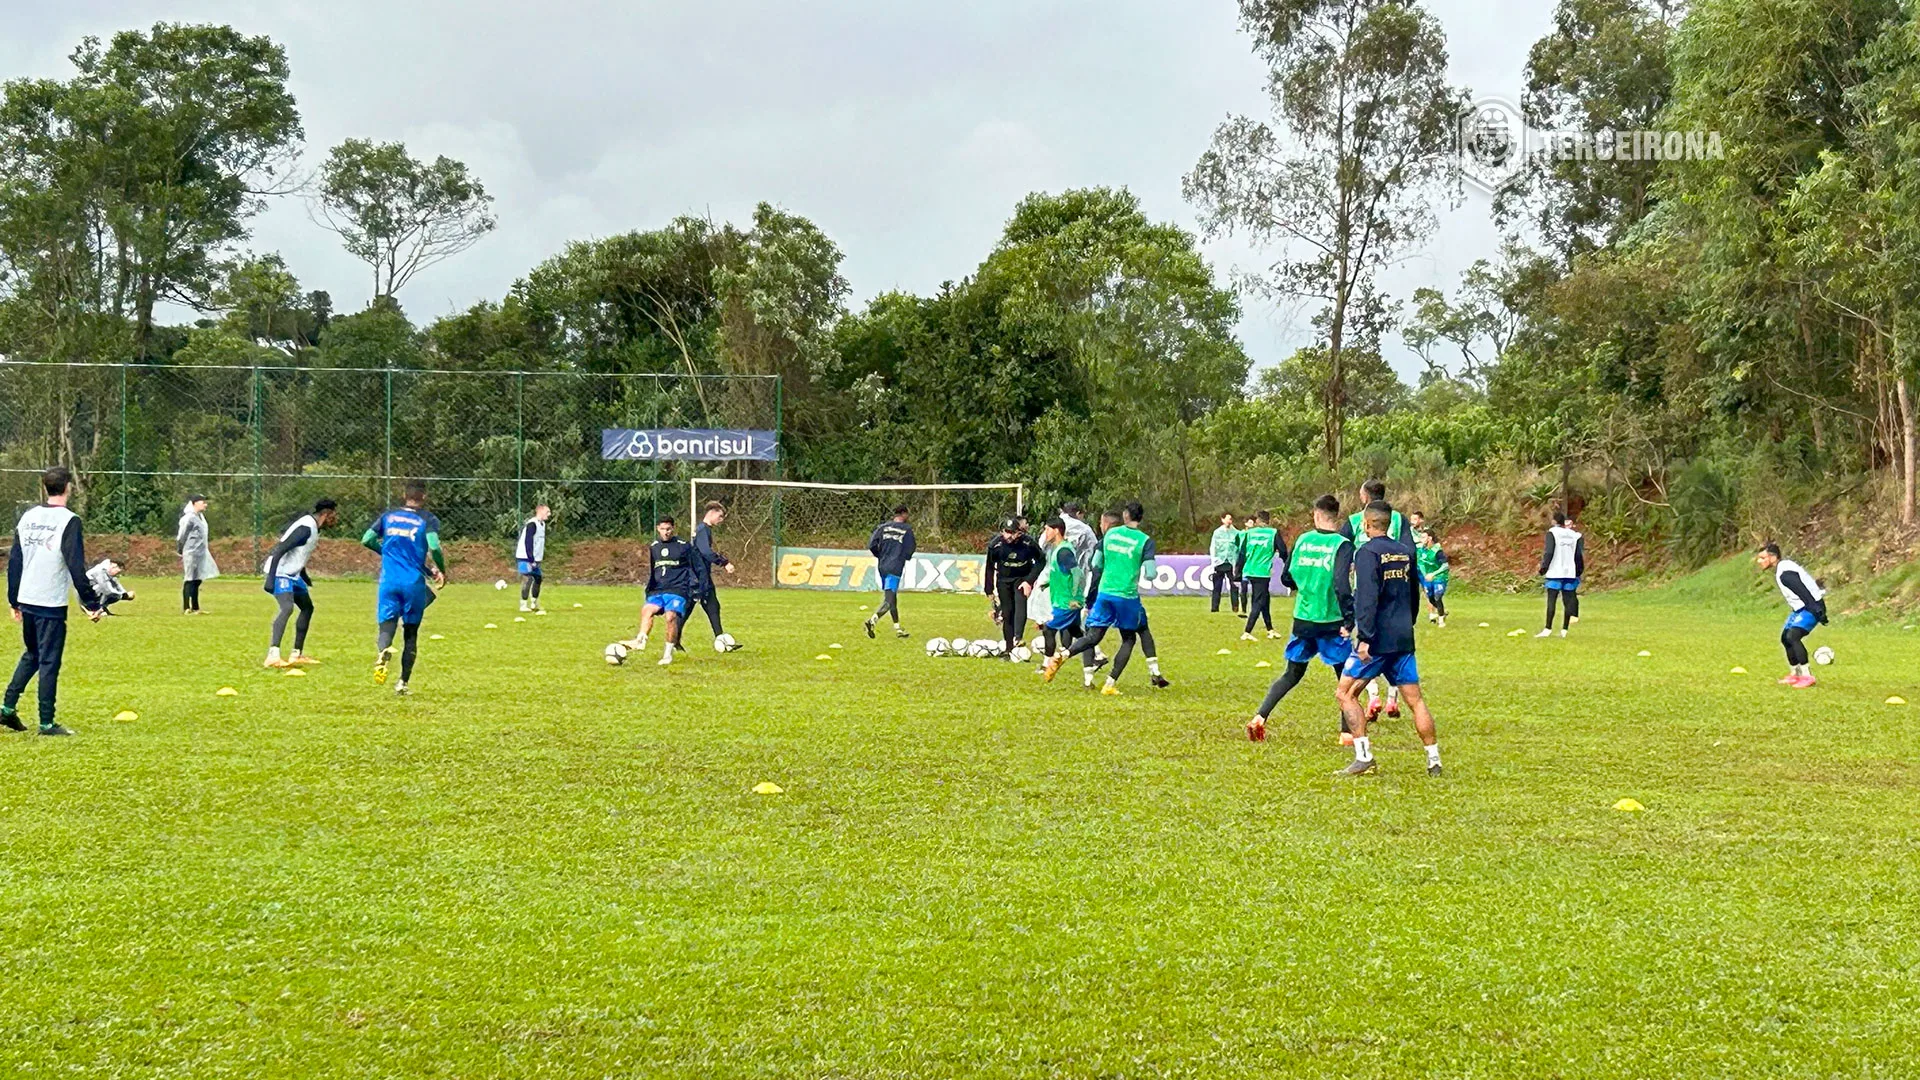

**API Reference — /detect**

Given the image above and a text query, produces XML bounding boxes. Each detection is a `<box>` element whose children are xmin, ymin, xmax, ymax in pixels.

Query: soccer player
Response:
<box><xmin>1209</xmin><ymin>512</ymin><xmax>1241</xmax><ymax>614</ymax></box>
<box><xmin>682</xmin><ymin>500</ymin><xmax>737</xmax><ymax>649</ymax></box>
<box><xmin>1537</xmin><ymin>509</ymin><xmax>1585</xmax><ymax>637</ymax></box>
<box><xmin>515</xmin><ymin>504</ymin><xmax>550</xmax><ymax>614</ymax></box>
<box><xmin>1416</xmin><ymin>526</ymin><xmax>1450</xmax><ymax>628</ymax></box>
<box><xmin>1247</xmin><ymin>495</ymin><xmax>1354</xmax><ymax>742</ymax></box>
<box><xmin>86</xmin><ymin>558</ymin><xmax>133</xmax><ymax>615</ymax></box>
<box><xmin>1237</xmin><ymin>510</ymin><xmax>1283</xmax><ymax>641</ymax></box>
<box><xmin>630</xmin><ymin>515</ymin><xmax>698</xmax><ymax>667</ymax></box>
<box><xmin>864</xmin><ymin>505</ymin><xmax>915</xmax><ymax>639</ymax></box>
<box><xmin>364</xmin><ymin>481</ymin><xmax>446</xmax><ymax>696</ymax></box>
<box><xmin>1339</xmin><ymin>480</ymin><xmax>1415</xmax><ymax>718</ymax></box>
<box><xmin>263</xmin><ymin>497</ymin><xmax>340</xmax><ymax>669</ymax></box>
<box><xmin>1335</xmin><ymin>501</ymin><xmax>1442</xmax><ymax>777</ymax></box>
<box><xmin>1037</xmin><ymin>517</ymin><xmax>1087</xmax><ymax>661</ymax></box>
<box><xmin>984</xmin><ymin>517</ymin><xmax>1043</xmax><ymax>655</ymax></box>
<box><xmin>4</xmin><ymin>467</ymin><xmax>104</xmax><ymax>736</ymax></box>
<box><xmin>1044</xmin><ymin>502</ymin><xmax>1169</xmax><ymax>693</ymax></box>
<box><xmin>1756</xmin><ymin>543</ymin><xmax>1826</xmax><ymax>687</ymax></box>
<box><xmin>176</xmin><ymin>494</ymin><xmax>218</xmax><ymax>614</ymax></box>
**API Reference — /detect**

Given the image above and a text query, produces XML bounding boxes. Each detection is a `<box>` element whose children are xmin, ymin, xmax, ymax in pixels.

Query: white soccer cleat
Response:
<box><xmin>1266</xmin><ymin>630</ymin><xmax>1283</xmax><ymax>640</ymax></box>
<box><xmin>1535</xmin><ymin>629</ymin><xmax>1553</xmax><ymax>638</ymax></box>
<box><xmin>1240</xmin><ymin>632</ymin><xmax>1256</xmax><ymax>642</ymax></box>
<box><xmin>1436</xmin><ymin>616</ymin><xmax>1446</xmax><ymax>628</ymax></box>
<box><xmin>1569</xmin><ymin>616</ymin><xmax>1580</xmax><ymax>625</ymax></box>
<box><xmin>1558</xmin><ymin>629</ymin><xmax>1568</xmax><ymax>638</ymax></box>
<box><xmin>264</xmin><ymin>648</ymin><xmax>289</xmax><ymax>669</ymax></box>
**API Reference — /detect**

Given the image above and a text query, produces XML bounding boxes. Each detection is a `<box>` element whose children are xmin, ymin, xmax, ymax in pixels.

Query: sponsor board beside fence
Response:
<box><xmin>773</xmin><ymin>548</ymin><xmax>1285</xmax><ymax>596</ymax></box>
<box><xmin>602</xmin><ymin>428</ymin><xmax>779</xmax><ymax>462</ymax></box>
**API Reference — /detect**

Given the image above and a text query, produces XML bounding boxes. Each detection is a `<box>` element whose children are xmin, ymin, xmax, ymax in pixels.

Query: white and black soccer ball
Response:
<box><xmin>494</xmin><ymin>579</ymin><xmax>508</xmax><ymax>590</ymax></box>
<box><xmin>713</xmin><ymin>633</ymin><xmax>739</xmax><ymax>653</ymax></box>
<box><xmin>1814</xmin><ymin>645</ymin><xmax>1835</xmax><ymax>666</ymax></box>
<box><xmin>604</xmin><ymin>642</ymin><xmax>630</xmax><ymax>666</ymax></box>
<box><xmin>951</xmin><ymin>637</ymin><xmax>970</xmax><ymax>655</ymax></box>
<box><xmin>926</xmin><ymin>637</ymin><xmax>950</xmax><ymax>657</ymax></box>
<box><xmin>1009</xmin><ymin>646</ymin><xmax>1032</xmax><ymax>664</ymax></box>
<box><xmin>987</xmin><ymin>641</ymin><xmax>1007</xmax><ymax>657</ymax></box>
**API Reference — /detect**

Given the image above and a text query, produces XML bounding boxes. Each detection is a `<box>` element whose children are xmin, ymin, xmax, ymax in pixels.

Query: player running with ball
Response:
<box><xmin>629</xmin><ymin>516</ymin><xmax>699</xmax><ymax>667</ymax></box>
<box><xmin>1335</xmin><ymin>502</ymin><xmax>1442</xmax><ymax>777</ymax></box>
<box><xmin>1247</xmin><ymin>495</ymin><xmax>1353</xmax><ymax>742</ymax></box>
<box><xmin>1043</xmin><ymin>502</ymin><xmax>1168</xmax><ymax>693</ymax></box>
<box><xmin>1036</xmin><ymin>517</ymin><xmax>1087</xmax><ymax>662</ymax></box>
<box><xmin>365</xmin><ymin>482</ymin><xmax>446</xmax><ymax>697</ymax></box>
<box><xmin>1756</xmin><ymin>542</ymin><xmax>1827</xmax><ymax>688</ymax></box>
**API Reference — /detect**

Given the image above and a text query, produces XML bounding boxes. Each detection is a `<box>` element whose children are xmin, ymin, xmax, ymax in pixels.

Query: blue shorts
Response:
<box><xmin>1343</xmin><ymin>650</ymin><xmax>1420</xmax><ymax>686</ymax></box>
<box><xmin>1085</xmin><ymin>594</ymin><xmax>1147</xmax><ymax>631</ymax></box>
<box><xmin>646</xmin><ymin>592</ymin><xmax>691</xmax><ymax>617</ymax></box>
<box><xmin>518</xmin><ymin>560</ymin><xmax>541</xmax><ymax>578</ymax></box>
<box><xmin>880</xmin><ymin>574</ymin><xmax>901</xmax><ymax>592</ymax></box>
<box><xmin>1286</xmin><ymin>632</ymin><xmax>1353</xmax><ymax>668</ymax></box>
<box><xmin>1545</xmin><ymin>578</ymin><xmax>1580</xmax><ymax>592</ymax></box>
<box><xmin>1784</xmin><ymin>609</ymin><xmax>1819</xmax><ymax>633</ymax></box>
<box><xmin>1425</xmin><ymin>580</ymin><xmax>1449</xmax><ymax>600</ymax></box>
<box><xmin>270</xmin><ymin>575</ymin><xmax>308</xmax><ymax>597</ymax></box>
<box><xmin>1044</xmin><ymin>606</ymin><xmax>1080</xmax><ymax>631</ymax></box>
<box><xmin>376</xmin><ymin>579</ymin><xmax>434</xmax><ymax>626</ymax></box>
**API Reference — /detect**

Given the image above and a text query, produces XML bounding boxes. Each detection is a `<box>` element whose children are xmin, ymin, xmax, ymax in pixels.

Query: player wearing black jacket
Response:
<box><xmin>629</xmin><ymin>517</ymin><xmax>699</xmax><ymax>667</ymax></box>
<box><xmin>864</xmin><ymin>506</ymin><xmax>916</xmax><ymax>639</ymax></box>
<box><xmin>1334</xmin><ymin>502</ymin><xmax>1441</xmax><ymax>778</ymax></box>
<box><xmin>984</xmin><ymin>519</ymin><xmax>1044</xmax><ymax>655</ymax></box>
<box><xmin>673</xmin><ymin>501</ymin><xmax>736</xmax><ymax>651</ymax></box>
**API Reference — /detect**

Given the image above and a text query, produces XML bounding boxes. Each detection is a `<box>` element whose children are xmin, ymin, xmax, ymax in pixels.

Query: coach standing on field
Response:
<box><xmin>4</xmin><ymin>467</ymin><xmax>103</xmax><ymax>737</ymax></box>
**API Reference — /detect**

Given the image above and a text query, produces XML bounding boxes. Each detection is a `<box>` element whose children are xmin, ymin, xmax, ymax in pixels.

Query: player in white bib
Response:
<box><xmin>1755</xmin><ymin>543</ymin><xmax>1826</xmax><ymax>688</ymax></box>
<box><xmin>516</xmin><ymin>504</ymin><xmax>550</xmax><ymax>614</ymax></box>
<box><xmin>263</xmin><ymin>498</ymin><xmax>340</xmax><ymax>668</ymax></box>
<box><xmin>1536</xmin><ymin>510</ymin><xmax>1585</xmax><ymax>638</ymax></box>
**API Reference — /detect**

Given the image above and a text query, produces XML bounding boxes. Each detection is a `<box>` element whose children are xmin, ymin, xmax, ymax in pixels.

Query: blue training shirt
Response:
<box><xmin>371</xmin><ymin>507</ymin><xmax>440</xmax><ymax>587</ymax></box>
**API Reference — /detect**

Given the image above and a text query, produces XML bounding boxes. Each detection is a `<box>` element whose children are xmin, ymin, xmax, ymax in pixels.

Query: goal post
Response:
<box><xmin>689</xmin><ymin>478</ymin><xmax>1025</xmax><ymax>589</ymax></box>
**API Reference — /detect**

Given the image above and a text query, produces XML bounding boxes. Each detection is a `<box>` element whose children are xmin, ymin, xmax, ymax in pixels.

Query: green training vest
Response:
<box><xmin>1289</xmin><ymin>530</ymin><xmax>1352</xmax><ymax>624</ymax></box>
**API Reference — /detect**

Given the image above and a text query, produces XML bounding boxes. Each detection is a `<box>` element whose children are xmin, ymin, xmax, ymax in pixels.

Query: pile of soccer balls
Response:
<box><xmin>925</xmin><ymin>637</ymin><xmax>1033</xmax><ymax>663</ymax></box>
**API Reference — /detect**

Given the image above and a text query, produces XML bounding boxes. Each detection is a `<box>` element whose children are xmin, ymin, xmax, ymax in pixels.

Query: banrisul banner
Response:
<box><xmin>601</xmin><ymin>428</ymin><xmax>778</xmax><ymax>462</ymax></box>
<box><xmin>773</xmin><ymin>548</ymin><xmax>1281</xmax><ymax>597</ymax></box>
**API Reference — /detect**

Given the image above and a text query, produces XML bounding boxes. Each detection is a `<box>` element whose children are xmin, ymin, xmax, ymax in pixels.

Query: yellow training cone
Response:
<box><xmin>814</xmin><ymin>654</ymin><xmax>833</xmax><ymax>661</ymax></box>
<box><xmin>1636</xmin><ymin>650</ymin><xmax>1652</xmax><ymax>657</ymax></box>
<box><xmin>513</xmin><ymin>616</ymin><xmax>526</xmax><ymax>623</ymax></box>
<box><xmin>429</xmin><ymin>634</ymin><xmax>445</xmax><ymax>640</ymax></box>
<box><xmin>572</xmin><ymin>603</ymin><xmax>584</xmax><ymax>609</ymax></box>
<box><xmin>215</xmin><ymin>687</ymin><xmax>238</xmax><ymax>697</ymax></box>
<box><xmin>1477</xmin><ymin>622</ymin><xmax>1491</xmax><ymax>628</ymax></box>
<box><xmin>483</xmin><ymin>623</ymin><xmax>498</xmax><ymax>629</ymax></box>
<box><xmin>1887</xmin><ymin>696</ymin><xmax>1907</xmax><ymax>706</ymax></box>
<box><xmin>1254</xmin><ymin>660</ymin><xmax>1272</xmax><ymax>669</ymax></box>
<box><xmin>1216</xmin><ymin>648</ymin><xmax>1232</xmax><ymax>655</ymax></box>
<box><xmin>828</xmin><ymin>643</ymin><xmax>843</xmax><ymax>650</ymax></box>
<box><xmin>1506</xmin><ymin>629</ymin><xmax>1525</xmax><ymax>637</ymax></box>
<box><xmin>113</xmin><ymin>710</ymin><xmax>138</xmax><ymax>722</ymax></box>
<box><xmin>1729</xmin><ymin>666</ymin><xmax>1747</xmax><ymax>675</ymax></box>
<box><xmin>753</xmin><ymin>782</ymin><xmax>784</xmax><ymax>795</ymax></box>
<box><xmin>1613</xmin><ymin>798</ymin><xmax>1645</xmax><ymax>812</ymax></box>
<box><xmin>284</xmin><ymin>668</ymin><xmax>307</xmax><ymax>677</ymax></box>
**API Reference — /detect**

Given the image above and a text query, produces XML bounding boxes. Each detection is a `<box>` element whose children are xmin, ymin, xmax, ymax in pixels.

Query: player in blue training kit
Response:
<box><xmin>864</xmin><ymin>505</ymin><xmax>915</xmax><ymax>639</ymax></box>
<box><xmin>1336</xmin><ymin>501</ymin><xmax>1442</xmax><ymax>777</ymax></box>
<box><xmin>363</xmin><ymin>481</ymin><xmax>446</xmax><ymax>696</ymax></box>
<box><xmin>629</xmin><ymin>515</ymin><xmax>700</xmax><ymax>667</ymax></box>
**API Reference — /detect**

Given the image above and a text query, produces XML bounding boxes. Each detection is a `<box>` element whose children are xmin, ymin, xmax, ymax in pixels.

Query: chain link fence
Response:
<box><xmin>0</xmin><ymin>360</ymin><xmax>781</xmax><ymax>572</ymax></box>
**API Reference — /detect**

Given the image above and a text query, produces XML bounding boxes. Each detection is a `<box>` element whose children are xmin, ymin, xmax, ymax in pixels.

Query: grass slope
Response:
<box><xmin>2</xmin><ymin>578</ymin><xmax>1917</xmax><ymax>1078</ymax></box>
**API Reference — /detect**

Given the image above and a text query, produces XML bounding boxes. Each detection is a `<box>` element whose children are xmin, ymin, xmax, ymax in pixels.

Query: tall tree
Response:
<box><xmin>1187</xmin><ymin>0</ymin><xmax>1463</xmax><ymax>464</ymax></box>
<box><xmin>315</xmin><ymin>138</ymin><xmax>496</xmax><ymax>302</ymax></box>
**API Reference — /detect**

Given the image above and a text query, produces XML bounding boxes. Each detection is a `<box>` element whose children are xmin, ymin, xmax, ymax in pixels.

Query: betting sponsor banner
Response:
<box><xmin>601</xmin><ymin>428</ymin><xmax>778</xmax><ymax>462</ymax></box>
<box><xmin>773</xmin><ymin>548</ymin><xmax>1284</xmax><ymax>597</ymax></box>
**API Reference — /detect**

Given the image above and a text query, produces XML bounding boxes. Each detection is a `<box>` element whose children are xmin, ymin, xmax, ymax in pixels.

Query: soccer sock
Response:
<box><xmin>376</xmin><ymin>619</ymin><xmax>398</xmax><ymax>654</ymax></box>
<box><xmin>399</xmin><ymin>624</ymin><xmax>419</xmax><ymax>681</ymax></box>
<box><xmin>1387</xmin><ymin>685</ymin><xmax>1400</xmax><ymax>707</ymax></box>
<box><xmin>1366</xmin><ymin>682</ymin><xmax>1380</xmax><ymax>707</ymax></box>
<box><xmin>1111</xmin><ymin>633</ymin><xmax>1137</xmax><ymax>679</ymax></box>
<box><xmin>1256</xmin><ymin>661</ymin><xmax>1310</xmax><ymax>718</ymax></box>
<box><xmin>520</xmin><ymin>575</ymin><xmax>532</xmax><ymax>601</ymax></box>
<box><xmin>1146</xmin><ymin>656</ymin><xmax>1160</xmax><ymax>677</ymax></box>
<box><xmin>292</xmin><ymin>597</ymin><xmax>313</xmax><ymax>651</ymax></box>
<box><xmin>1545</xmin><ymin>590</ymin><xmax>1559</xmax><ymax>629</ymax></box>
<box><xmin>1353</xmin><ymin>736</ymin><xmax>1373</xmax><ymax>762</ymax></box>
<box><xmin>531</xmin><ymin>576</ymin><xmax>542</xmax><ymax>602</ymax></box>
<box><xmin>1426</xmin><ymin>744</ymin><xmax>1441</xmax><ymax>766</ymax></box>
<box><xmin>270</xmin><ymin>594</ymin><xmax>295</xmax><ymax>648</ymax></box>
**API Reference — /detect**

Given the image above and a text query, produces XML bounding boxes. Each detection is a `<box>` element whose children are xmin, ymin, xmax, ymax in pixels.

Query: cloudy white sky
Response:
<box><xmin>5</xmin><ymin>0</ymin><xmax>1555</xmax><ymax>378</ymax></box>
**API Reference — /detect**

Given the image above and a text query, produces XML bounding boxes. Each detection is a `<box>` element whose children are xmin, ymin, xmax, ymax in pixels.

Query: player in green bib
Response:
<box><xmin>1415</xmin><ymin>526</ymin><xmax>1450</xmax><ymax>627</ymax></box>
<box><xmin>1236</xmin><ymin>510</ymin><xmax>1283</xmax><ymax>640</ymax></box>
<box><xmin>1036</xmin><ymin>518</ymin><xmax>1088</xmax><ymax>661</ymax></box>
<box><xmin>1247</xmin><ymin>495</ymin><xmax>1355</xmax><ymax>742</ymax></box>
<box><xmin>1044</xmin><ymin>501</ymin><xmax>1169</xmax><ymax>693</ymax></box>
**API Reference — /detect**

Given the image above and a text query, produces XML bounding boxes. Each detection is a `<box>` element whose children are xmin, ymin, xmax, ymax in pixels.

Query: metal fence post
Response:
<box><xmin>383</xmin><ymin>367</ymin><xmax>394</xmax><ymax>500</ymax></box>
<box><xmin>251</xmin><ymin>365</ymin><xmax>264</xmax><ymax>562</ymax></box>
<box><xmin>118</xmin><ymin>363</ymin><xmax>128</xmax><ymax>530</ymax></box>
<box><xmin>514</xmin><ymin>370</ymin><xmax>525</xmax><ymax>526</ymax></box>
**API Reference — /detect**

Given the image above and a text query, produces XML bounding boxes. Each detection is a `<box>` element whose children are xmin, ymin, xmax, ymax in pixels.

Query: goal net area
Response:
<box><xmin>689</xmin><ymin>479</ymin><xmax>1024</xmax><ymax>590</ymax></box>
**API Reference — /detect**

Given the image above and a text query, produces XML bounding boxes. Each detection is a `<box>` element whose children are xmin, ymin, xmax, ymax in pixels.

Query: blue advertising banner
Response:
<box><xmin>601</xmin><ymin>428</ymin><xmax>778</xmax><ymax>462</ymax></box>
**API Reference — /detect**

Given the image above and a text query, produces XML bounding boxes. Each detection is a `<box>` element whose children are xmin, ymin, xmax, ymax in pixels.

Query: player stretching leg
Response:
<box><xmin>1247</xmin><ymin>495</ymin><xmax>1353</xmax><ymax>742</ymax></box>
<box><xmin>631</xmin><ymin>516</ymin><xmax>698</xmax><ymax>667</ymax></box>
<box><xmin>263</xmin><ymin>498</ymin><xmax>338</xmax><ymax>668</ymax></box>
<box><xmin>1037</xmin><ymin>518</ymin><xmax>1086</xmax><ymax>663</ymax></box>
<box><xmin>516</xmin><ymin>504</ymin><xmax>550</xmax><ymax>614</ymax></box>
<box><xmin>365</xmin><ymin>482</ymin><xmax>446</xmax><ymax>697</ymax></box>
<box><xmin>864</xmin><ymin>505</ymin><xmax>915</xmax><ymax>639</ymax></box>
<box><xmin>1237</xmin><ymin>510</ymin><xmax>1282</xmax><ymax>641</ymax></box>
<box><xmin>1044</xmin><ymin>502</ymin><xmax>1168</xmax><ymax>692</ymax></box>
<box><xmin>1537</xmin><ymin>509</ymin><xmax>1584</xmax><ymax>637</ymax></box>
<box><xmin>1335</xmin><ymin>501</ymin><xmax>1441</xmax><ymax>777</ymax></box>
<box><xmin>1415</xmin><ymin>525</ymin><xmax>1450</xmax><ymax>628</ymax></box>
<box><xmin>1756</xmin><ymin>543</ymin><xmax>1826</xmax><ymax>687</ymax></box>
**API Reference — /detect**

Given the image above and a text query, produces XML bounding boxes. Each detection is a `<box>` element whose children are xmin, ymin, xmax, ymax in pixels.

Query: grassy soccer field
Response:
<box><xmin>3</xmin><ymin>571</ymin><xmax>1918</xmax><ymax>1078</ymax></box>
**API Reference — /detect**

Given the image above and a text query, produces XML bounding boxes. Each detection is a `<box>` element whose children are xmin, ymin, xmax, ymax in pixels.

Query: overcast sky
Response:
<box><xmin>5</xmin><ymin>0</ymin><xmax>1556</xmax><ymax>378</ymax></box>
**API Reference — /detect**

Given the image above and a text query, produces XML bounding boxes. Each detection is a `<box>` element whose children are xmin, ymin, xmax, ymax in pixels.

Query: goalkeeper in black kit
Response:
<box><xmin>865</xmin><ymin>506</ymin><xmax>915</xmax><ymax>639</ymax></box>
<box><xmin>984</xmin><ymin>518</ymin><xmax>1043</xmax><ymax>656</ymax></box>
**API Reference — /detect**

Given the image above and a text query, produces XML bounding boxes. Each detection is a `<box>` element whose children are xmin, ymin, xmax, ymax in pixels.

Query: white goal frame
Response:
<box><xmin>688</xmin><ymin>478</ymin><xmax>1025</xmax><ymax>527</ymax></box>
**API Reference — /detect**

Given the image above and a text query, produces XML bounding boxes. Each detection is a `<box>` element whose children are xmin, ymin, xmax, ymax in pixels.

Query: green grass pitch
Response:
<box><xmin>3</xmin><ymin>576</ymin><xmax>1917</xmax><ymax>1078</ymax></box>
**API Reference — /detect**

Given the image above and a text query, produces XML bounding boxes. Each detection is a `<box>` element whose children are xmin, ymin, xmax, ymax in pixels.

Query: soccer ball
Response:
<box><xmin>1814</xmin><ymin>646</ymin><xmax>1835</xmax><ymax>666</ymax></box>
<box><xmin>926</xmin><ymin>637</ymin><xmax>950</xmax><ymax>656</ymax></box>
<box><xmin>494</xmin><ymin>579</ymin><xmax>507</xmax><ymax>590</ymax></box>
<box><xmin>1009</xmin><ymin>646</ymin><xmax>1032</xmax><ymax>664</ymax></box>
<box><xmin>713</xmin><ymin>633</ymin><xmax>739</xmax><ymax>653</ymax></box>
<box><xmin>951</xmin><ymin>637</ymin><xmax>970</xmax><ymax>654</ymax></box>
<box><xmin>986</xmin><ymin>641</ymin><xmax>1007</xmax><ymax>657</ymax></box>
<box><xmin>604</xmin><ymin>642</ymin><xmax>630</xmax><ymax>666</ymax></box>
